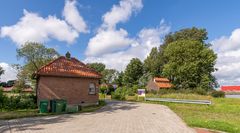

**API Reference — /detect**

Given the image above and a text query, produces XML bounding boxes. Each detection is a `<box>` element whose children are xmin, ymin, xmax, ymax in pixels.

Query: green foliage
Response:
<box><xmin>100</xmin><ymin>86</ymin><xmax>108</xmax><ymax>94</ymax></box>
<box><xmin>162</xmin><ymin>40</ymin><xmax>217</xmax><ymax>90</ymax></box>
<box><xmin>0</xmin><ymin>88</ymin><xmax>7</xmax><ymax>110</ymax></box>
<box><xmin>0</xmin><ymin>93</ymin><xmax>37</xmax><ymax>111</ymax></box>
<box><xmin>87</xmin><ymin>62</ymin><xmax>106</xmax><ymax>73</ymax></box>
<box><xmin>211</xmin><ymin>91</ymin><xmax>225</xmax><ymax>98</ymax></box>
<box><xmin>123</xmin><ymin>58</ymin><xmax>143</xmax><ymax>86</ymax></box>
<box><xmin>11</xmin><ymin>87</ymin><xmax>22</xmax><ymax>93</ymax></box>
<box><xmin>143</xmin><ymin>47</ymin><xmax>162</xmax><ymax>76</ymax></box>
<box><xmin>101</xmin><ymin>69</ymin><xmax>118</xmax><ymax>84</ymax></box>
<box><xmin>138</xmin><ymin>72</ymin><xmax>152</xmax><ymax>87</ymax></box>
<box><xmin>111</xmin><ymin>87</ymin><xmax>128</xmax><ymax>100</ymax></box>
<box><xmin>113</xmin><ymin>71</ymin><xmax>124</xmax><ymax>86</ymax></box>
<box><xmin>99</xmin><ymin>85</ymin><xmax>115</xmax><ymax>95</ymax></box>
<box><xmin>163</xmin><ymin>27</ymin><xmax>208</xmax><ymax>45</ymax></box>
<box><xmin>16</xmin><ymin>42</ymin><xmax>59</xmax><ymax>88</ymax></box>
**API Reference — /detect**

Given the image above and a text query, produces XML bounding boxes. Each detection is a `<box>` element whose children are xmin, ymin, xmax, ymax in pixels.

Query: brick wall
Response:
<box><xmin>37</xmin><ymin>76</ymin><xmax>99</xmax><ymax>105</ymax></box>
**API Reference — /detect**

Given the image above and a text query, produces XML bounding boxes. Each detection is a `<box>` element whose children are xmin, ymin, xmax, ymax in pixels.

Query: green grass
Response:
<box><xmin>0</xmin><ymin>100</ymin><xmax>106</xmax><ymax>120</ymax></box>
<box><xmin>145</xmin><ymin>94</ymin><xmax>240</xmax><ymax>133</ymax></box>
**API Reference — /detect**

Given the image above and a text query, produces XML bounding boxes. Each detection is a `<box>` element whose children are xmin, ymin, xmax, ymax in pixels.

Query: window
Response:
<box><xmin>89</xmin><ymin>83</ymin><xmax>96</xmax><ymax>94</ymax></box>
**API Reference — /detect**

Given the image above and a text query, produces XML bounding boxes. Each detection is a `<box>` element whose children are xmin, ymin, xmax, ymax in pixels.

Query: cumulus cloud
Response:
<box><xmin>85</xmin><ymin>22</ymin><xmax>170</xmax><ymax>71</ymax></box>
<box><xmin>63</xmin><ymin>0</ymin><xmax>88</xmax><ymax>33</ymax></box>
<box><xmin>0</xmin><ymin>0</ymin><xmax>87</xmax><ymax>46</ymax></box>
<box><xmin>102</xmin><ymin>0</ymin><xmax>143</xmax><ymax>29</ymax></box>
<box><xmin>0</xmin><ymin>63</ymin><xmax>17</xmax><ymax>82</ymax></box>
<box><xmin>85</xmin><ymin>0</ymin><xmax>143</xmax><ymax>57</ymax></box>
<box><xmin>86</xmin><ymin>28</ymin><xmax>133</xmax><ymax>56</ymax></box>
<box><xmin>211</xmin><ymin>28</ymin><xmax>240</xmax><ymax>86</ymax></box>
<box><xmin>85</xmin><ymin>0</ymin><xmax>170</xmax><ymax>71</ymax></box>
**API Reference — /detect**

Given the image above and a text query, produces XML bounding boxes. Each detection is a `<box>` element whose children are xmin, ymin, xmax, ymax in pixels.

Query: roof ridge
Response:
<box><xmin>36</xmin><ymin>56</ymin><xmax>64</xmax><ymax>74</ymax></box>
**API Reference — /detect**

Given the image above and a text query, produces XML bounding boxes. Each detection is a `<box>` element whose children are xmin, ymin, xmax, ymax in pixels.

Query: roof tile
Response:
<box><xmin>36</xmin><ymin>56</ymin><xmax>102</xmax><ymax>78</ymax></box>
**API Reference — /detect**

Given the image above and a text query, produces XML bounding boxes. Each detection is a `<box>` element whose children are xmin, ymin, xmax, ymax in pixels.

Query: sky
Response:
<box><xmin>0</xmin><ymin>0</ymin><xmax>240</xmax><ymax>86</ymax></box>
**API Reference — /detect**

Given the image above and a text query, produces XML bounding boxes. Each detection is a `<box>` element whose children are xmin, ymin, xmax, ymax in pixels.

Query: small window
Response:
<box><xmin>89</xmin><ymin>83</ymin><xmax>96</xmax><ymax>94</ymax></box>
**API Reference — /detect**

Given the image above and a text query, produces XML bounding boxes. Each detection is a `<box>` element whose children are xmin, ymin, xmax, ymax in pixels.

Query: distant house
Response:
<box><xmin>2</xmin><ymin>87</ymin><xmax>33</xmax><ymax>93</ymax></box>
<box><xmin>34</xmin><ymin>53</ymin><xmax>102</xmax><ymax>106</ymax></box>
<box><xmin>146</xmin><ymin>77</ymin><xmax>172</xmax><ymax>91</ymax></box>
<box><xmin>221</xmin><ymin>86</ymin><xmax>240</xmax><ymax>92</ymax></box>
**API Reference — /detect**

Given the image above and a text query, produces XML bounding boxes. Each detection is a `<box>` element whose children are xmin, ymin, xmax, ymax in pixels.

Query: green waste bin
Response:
<box><xmin>50</xmin><ymin>99</ymin><xmax>67</xmax><ymax>113</ymax></box>
<box><xmin>39</xmin><ymin>100</ymin><xmax>49</xmax><ymax>113</ymax></box>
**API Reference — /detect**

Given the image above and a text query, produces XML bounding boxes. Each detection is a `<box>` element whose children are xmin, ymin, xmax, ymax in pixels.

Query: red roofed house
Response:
<box><xmin>221</xmin><ymin>86</ymin><xmax>240</xmax><ymax>92</ymax></box>
<box><xmin>146</xmin><ymin>77</ymin><xmax>172</xmax><ymax>91</ymax></box>
<box><xmin>34</xmin><ymin>53</ymin><xmax>102</xmax><ymax>106</ymax></box>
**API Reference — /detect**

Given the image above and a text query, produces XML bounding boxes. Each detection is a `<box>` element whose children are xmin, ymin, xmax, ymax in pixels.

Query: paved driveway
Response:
<box><xmin>0</xmin><ymin>101</ymin><xmax>195</xmax><ymax>133</ymax></box>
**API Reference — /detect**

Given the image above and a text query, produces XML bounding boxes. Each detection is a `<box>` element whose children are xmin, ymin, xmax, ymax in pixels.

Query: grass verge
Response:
<box><xmin>0</xmin><ymin>100</ymin><xmax>106</xmax><ymax>120</ymax></box>
<box><xmin>145</xmin><ymin>94</ymin><xmax>240</xmax><ymax>133</ymax></box>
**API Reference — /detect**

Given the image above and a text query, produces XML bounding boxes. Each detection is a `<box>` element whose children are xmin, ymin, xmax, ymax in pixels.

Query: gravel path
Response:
<box><xmin>0</xmin><ymin>101</ymin><xmax>195</xmax><ymax>133</ymax></box>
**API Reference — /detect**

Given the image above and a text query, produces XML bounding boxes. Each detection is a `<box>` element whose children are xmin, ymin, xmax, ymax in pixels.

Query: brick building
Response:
<box><xmin>34</xmin><ymin>54</ymin><xmax>102</xmax><ymax>106</ymax></box>
<box><xmin>146</xmin><ymin>77</ymin><xmax>172</xmax><ymax>91</ymax></box>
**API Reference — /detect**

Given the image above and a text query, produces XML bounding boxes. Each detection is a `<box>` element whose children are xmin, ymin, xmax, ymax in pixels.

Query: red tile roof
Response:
<box><xmin>36</xmin><ymin>56</ymin><xmax>102</xmax><ymax>79</ymax></box>
<box><xmin>155</xmin><ymin>82</ymin><xmax>172</xmax><ymax>88</ymax></box>
<box><xmin>154</xmin><ymin>77</ymin><xmax>172</xmax><ymax>88</ymax></box>
<box><xmin>221</xmin><ymin>86</ymin><xmax>240</xmax><ymax>91</ymax></box>
<box><xmin>154</xmin><ymin>77</ymin><xmax>170</xmax><ymax>82</ymax></box>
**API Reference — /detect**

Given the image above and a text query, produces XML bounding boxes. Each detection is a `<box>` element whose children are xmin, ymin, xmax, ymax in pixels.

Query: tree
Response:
<box><xmin>162</xmin><ymin>40</ymin><xmax>217</xmax><ymax>90</ymax></box>
<box><xmin>123</xmin><ymin>58</ymin><xmax>143</xmax><ymax>86</ymax></box>
<box><xmin>101</xmin><ymin>69</ymin><xmax>118</xmax><ymax>84</ymax></box>
<box><xmin>113</xmin><ymin>71</ymin><xmax>124</xmax><ymax>87</ymax></box>
<box><xmin>87</xmin><ymin>63</ymin><xmax>106</xmax><ymax>73</ymax></box>
<box><xmin>16</xmin><ymin>42</ymin><xmax>59</xmax><ymax>86</ymax></box>
<box><xmin>157</xmin><ymin>27</ymin><xmax>209</xmax><ymax>75</ymax></box>
<box><xmin>144</xmin><ymin>47</ymin><xmax>162</xmax><ymax>76</ymax></box>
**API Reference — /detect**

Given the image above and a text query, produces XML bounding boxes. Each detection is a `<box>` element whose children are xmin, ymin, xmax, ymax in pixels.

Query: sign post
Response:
<box><xmin>137</xmin><ymin>89</ymin><xmax>146</xmax><ymax>101</ymax></box>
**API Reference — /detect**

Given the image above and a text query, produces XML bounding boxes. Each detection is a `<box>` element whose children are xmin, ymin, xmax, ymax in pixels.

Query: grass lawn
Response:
<box><xmin>145</xmin><ymin>94</ymin><xmax>240</xmax><ymax>133</ymax></box>
<box><xmin>0</xmin><ymin>100</ymin><xmax>106</xmax><ymax>120</ymax></box>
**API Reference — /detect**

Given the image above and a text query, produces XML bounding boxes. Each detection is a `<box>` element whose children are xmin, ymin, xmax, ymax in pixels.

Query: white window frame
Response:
<box><xmin>89</xmin><ymin>83</ymin><xmax>96</xmax><ymax>95</ymax></box>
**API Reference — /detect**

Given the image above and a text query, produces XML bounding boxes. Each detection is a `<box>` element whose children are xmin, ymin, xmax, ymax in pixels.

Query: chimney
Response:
<box><xmin>65</xmin><ymin>51</ymin><xmax>71</xmax><ymax>59</ymax></box>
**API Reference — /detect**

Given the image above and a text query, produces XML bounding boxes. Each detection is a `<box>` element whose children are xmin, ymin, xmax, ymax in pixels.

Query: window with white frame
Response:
<box><xmin>89</xmin><ymin>83</ymin><xmax>96</xmax><ymax>94</ymax></box>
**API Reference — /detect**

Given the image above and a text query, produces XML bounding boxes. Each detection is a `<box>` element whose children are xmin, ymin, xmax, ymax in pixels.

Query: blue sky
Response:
<box><xmin>0</xmin><ymin>0</ymin><xmax>240</xmax><ymax>86</ymax></box>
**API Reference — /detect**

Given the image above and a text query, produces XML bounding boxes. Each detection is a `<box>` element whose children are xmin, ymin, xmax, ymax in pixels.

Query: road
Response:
<box><xmin>0</xmin><ymin>101</ymin><xmax>195</xmax><ymax>133</ymax></box>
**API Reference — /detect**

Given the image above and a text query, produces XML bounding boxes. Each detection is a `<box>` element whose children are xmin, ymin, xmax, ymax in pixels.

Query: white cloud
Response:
<box><xmin>85</xmin><ymin>0</ymin><xmax>170</xmax><ymax>71</ymax></box>
<box><xmin>0</xmin><ymin>63</ymin><xmax>17</xmax><ymax>82</ymax></box>
<box><xmin>0</xmin><ymin>0</ymin><xmax>87</xmax><ymax>46</ymax></box>
<box><xmin>85</xmin><ymin>22</ymin><xmax>170</xmax><ymax>71</ymax></box>
<box><xmin>63</xmin><ymin>0</ymin><xmax>88</xmax><ymax>33</ymax></box>
<box><xmin>211</xmin><ymin>28</ymin><xmax>240</xmax><ymax>86</ymax></box>
<box><xmin>85</xmin><ymin>0</ymin><xmax>143</xmax><ymax>57</ymax></box>
<box><xmin>86</xmin><ymin>28</ymin><xmax>133</xmax><ymax>56</ymax></box>
<box><xmin>102</xmin><ymin>0</ymin><xmax>143</xmax><ymax>29</ymax></box>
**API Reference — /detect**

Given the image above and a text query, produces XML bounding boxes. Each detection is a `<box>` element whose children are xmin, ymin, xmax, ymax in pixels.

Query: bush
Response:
<box><xmin>211</xmin><ymin>91</ymin><xmax>225</xmax><ymax>98</ymax></box>
<box><xmin>111</xmin><ymin>87</ymin><xmax>127</xmax><ymax>100</ymax></box>
<box><xmin>195</xmin><ymin>87</ymin><xmax>207</xmax><ymax>95</ymax></box>
<box><xmin>0</xmin><ymin>93</ymin><xmax>37</xmax><ymax>111</ymax></box>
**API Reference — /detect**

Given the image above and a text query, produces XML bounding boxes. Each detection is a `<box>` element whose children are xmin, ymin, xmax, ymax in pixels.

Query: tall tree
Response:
<box><xmin>144</xmin><ymin>47</ymin><xmax>162</xmax><ymax>76</ymax></box>
<box><xmin>123</xmin><ymin>58</ymin><xmax>143</xmax><ymax>86</ymax></box>
<box><xmin>16</xmin><ymin>42</ymin><xmax>59</xmax><ymax>84</ymax></box>
<box><xmin>157</xmin><ymin>27</ymin><xmax>209</xmax><ymax>75</ymax></box>
<box><xmin>87</xmin><ymin>63</ymin><xmax>106</xmax><ymax>73</ymax></box>
<box><xmin>101</xmin><ymin>69</ymin><xmax>118</xmax><ymax>84</ymax></box>
<box><xmin>162</xmin><ymin>40</ymin><xmax>217</xmax><ymax>90</ymax></box>
<box><xmin>113</xmin><ymin>71</ymin><xmax>124</xmax><ymax>86</ymax></box>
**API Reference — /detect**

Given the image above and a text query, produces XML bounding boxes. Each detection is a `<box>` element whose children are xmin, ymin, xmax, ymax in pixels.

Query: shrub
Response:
<box><xmin>1</xmin><ymin>93</ymin><xmax>37</xmax><ymax>111</ymax></box>
<box><xmin>100</xmin><ymin>86</ymin><xmax>108</xmax><ymax>94</ymax></box>
<box><xmin>195</xmin><ymin>87</ymin><xmax>207</xmax><ymax>95</ymax></box>
<box><xmin>211</xmin><ymin>91</ymin><xmax>225</xmax><ymax>98</ymax></box>
<box><xmin>11</xmin><ymin>87</ymin><xmax>22</xmax><ymax>93</ymax></box>
<box><xmin>111</xmin><ymin>87</ymin><xmax>127</xmax><ymax>100</ymax></box>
